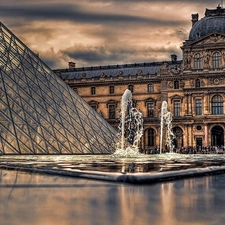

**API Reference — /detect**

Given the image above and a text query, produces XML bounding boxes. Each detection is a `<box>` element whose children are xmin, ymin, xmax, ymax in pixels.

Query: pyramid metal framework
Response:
<box><xmin>0</xmin><ymin>22</ymin><xmax>117</xmax><ymax>155</ymax></box>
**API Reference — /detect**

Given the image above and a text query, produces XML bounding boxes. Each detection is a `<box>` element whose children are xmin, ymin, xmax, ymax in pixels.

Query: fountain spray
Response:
<box><xmin>160</xmin><ymin>101</ymin><xmax>175</xmax><ymax>154</ymax></box>
<box><xmin>114</xmin><ymin>89</ymin><xmax>143</xmax><ymax>157</ymax></box>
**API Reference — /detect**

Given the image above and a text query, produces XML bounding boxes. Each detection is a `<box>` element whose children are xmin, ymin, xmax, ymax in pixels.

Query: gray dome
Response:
<box><xmin>189</xmin><ymin>16</ymin><xmax>225</xmax><ymax>41</ymax></box>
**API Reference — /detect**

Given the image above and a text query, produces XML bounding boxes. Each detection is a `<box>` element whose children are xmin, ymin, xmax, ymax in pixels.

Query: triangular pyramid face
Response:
<box><xmin>0</xmin><ymin>22</ymin><xmax>117</xmax><ymax>154</ymax></box>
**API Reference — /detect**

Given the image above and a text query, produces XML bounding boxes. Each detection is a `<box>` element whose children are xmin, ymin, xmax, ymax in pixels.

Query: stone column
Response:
<box><xmin>204</xmin><ymin>91</ymin><xmax>209</xmax><ymax>114</ymax></box>
<box><xmin>184</xmin><ymin>94</ymin><xmax>188</xmax><ymax>115</ymax></box>
<box><xmin>184</xmin><ymin>124</ymin><xmax>188</xmax><ymax>146</ymax></box>
<box><xmin>204</xmin><ymin>125</ymin><xmax>208</xmax><ymax>146</ymax></box>
<box><xmin>188</xmin><ymin>94</ymin><xmax>192</xmax><ymax>115</ymax></box>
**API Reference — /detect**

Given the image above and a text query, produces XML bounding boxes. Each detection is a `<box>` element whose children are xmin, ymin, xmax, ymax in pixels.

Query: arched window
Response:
<box><xmin>195</xmin><ymin>78</ymin><xmax>200</xmax><ymax>88</ymax></box>
<box><xmin>212</xmin><ymin>52</ymin><xmax>221</xmax><ymax>69</ymax></box>
<box><xmin>211</xmin><ymin>95</ymin><xmax>223</xmax><ymax>114</ymax></box>
<box><xmin>148</xmin><ymin>128</ymin><xmax>155</xmax><ymax>146</ymax></box>
<box><xmin>194</xmin><ymin>53</ymin><xmax>202</xmax><ymax>69</ymax></box>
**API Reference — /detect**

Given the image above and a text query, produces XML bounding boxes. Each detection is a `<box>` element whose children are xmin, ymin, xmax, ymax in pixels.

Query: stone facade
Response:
<box><xmin>53</xmin><ymin>6</ymin><xmax>225</xmax><ymax>151</ymax></box>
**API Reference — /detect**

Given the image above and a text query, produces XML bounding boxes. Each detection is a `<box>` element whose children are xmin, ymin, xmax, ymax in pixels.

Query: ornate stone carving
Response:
<box><xmin>158</xmin><ymin>63</ymin><xmax>169</xmax><ymax>76</ymax></box>
<box><xmin>193</xmin><ymin>125</ymin><xmax>203</xmax><ymax>133</ymax></box>
<box><xmin>201</xmin><ymin>80</ymin><xmax>205</xmax><ymax>86</ymax></box>
<box><xmin>209</xmin><ymin>77</ymin><xmax>224</xmax><ymax>85</ymax></box>
<box><xmin>190</xmin><ymin>79</ymin><xmax>195</xmax><ymax>87</ymax></box>
<box><xmin>168</xmin><ymin>81</ymin><xmax>173</xmax><ymax>88</ymax></box>
<box><xmin>222</xmin><ymin>49</ymin><xmax>225</xmax><ymax>64</ymax></box>
<box><xmin>55</xmin><ymin>70</ymin><xmax>62</xmax><ymax>78</ymax></box>
<box><xmin>170</xmin><ymin>65</ymin><xmax>182</xmax><ymax>75</ymax></box>
<box><xmin>138</xmin><ymin>70</ymin><xmax>143</xmax><ymax>75</ymax></box>
<box><xmin>170</xmin><ymin>94</ymin><xmax>184</xmax><ymax>103</ymax></box>
<box><xmin>180</xmin><ymin>81</ymin><xmax>185</xmax><ymax>88</ymax></box>
<box><xmin>100</xmin><ymin>72</ymin><xmax>105</xmax><ymax>77</ymax></box>
<box><xmin>203</xmin><ymin>50</ymin><xmax>210</xmax><ymax>69</ymax></box>
<box><xmin>119</xmin><ymin>71</ymin><xmax>124</xmax><ymax>76</ymax></box>
<box><xmin>196</xmin><ymin>34</ymin><xmax>225</xmax><ymax>45</ymax></box>
<box><xmin>183</xmin><ymin>51</ymin><xmax>192</xmax><ymax>69</ymax></box>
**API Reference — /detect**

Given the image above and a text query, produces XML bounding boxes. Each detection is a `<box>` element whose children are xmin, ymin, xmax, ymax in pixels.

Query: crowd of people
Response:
<box><xmin>141</xmin><ymin>145</ymin><xmax>225</xmax><ymax>154</ymax></box>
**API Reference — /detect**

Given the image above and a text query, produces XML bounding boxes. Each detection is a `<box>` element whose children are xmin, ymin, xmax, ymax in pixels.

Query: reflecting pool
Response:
<box><xmin>0</xmin><ymin>169</ymin><xmax>225</xmax><ymax>225</ymax></box>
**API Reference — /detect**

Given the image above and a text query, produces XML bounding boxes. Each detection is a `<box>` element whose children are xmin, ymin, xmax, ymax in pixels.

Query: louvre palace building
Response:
<box><xmin>54</xmin><ymin>6</ymin><xmax>225</xmax><ymax>152</ymax></box>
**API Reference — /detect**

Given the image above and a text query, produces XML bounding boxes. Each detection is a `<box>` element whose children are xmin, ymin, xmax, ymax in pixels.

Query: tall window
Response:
<box><xmin>195</xmin><ymin>79</ymin><xmax>200</xmax><ymax>88</ymax></box>
<box><xmin>174</xmin><ymin>80</ymin><xmax>179</xmax><ymax>89</ymax></box>
<box><xmin>109</xmin><ymin>86</ymin><xmax>114</xmax><ymax>94</ymax></box>
<box><xmin>109</xmin><ymin>105</ymin><xmax>116</xmax><ymax>119</ymax></box>
<box><xmin>212</xmin><ymin>52</ymin><xmax>221</xmax><ymax>69</ymax></box>
<box><xmin>195</xmin><ymin>99</ymin><xmax>202</xmax><ymax>115</ymax></box>
<box><xmin>91</xmin><ymin>87</ymin><xmax>96</xmax><ymax>95</ymax></box>
<box><xmin>148</xmin><ymin>128</ymin><xmax>155</xmax><ymax>146</ymax></box>
<box><xmin>147</xmin><ymin>102</ymin><xmax>154</xmax><ymax>117</ymax></box>
<box><xmin>174</xmin><ymin>100</ymin><xmax>180</xmax><ymax>116</ymax></box>
<box><xmin>212</xmin><ymin>94</ymin><xmax>223</xmax><ymax>114</ymax></box>
<box><xmin>194</xmin><ymin>53</ymin><xmax>202</xmax><ymax>69</ymax></box>
<box><xmin>128</xmin><ymin>85</ymin><xmax>134</xmax><ymax>93</ymax></box>
<box><xmin>148</xmin><ymin>84</ymin><xmax>153</xmax><ymax>93</ymax></box>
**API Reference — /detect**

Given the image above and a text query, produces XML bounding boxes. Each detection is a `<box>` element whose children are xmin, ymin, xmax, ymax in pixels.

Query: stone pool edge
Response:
<box><xmin>1</xmin><ymin>164</ymin><xmax>225</xmax><ymax>184</ymax></box>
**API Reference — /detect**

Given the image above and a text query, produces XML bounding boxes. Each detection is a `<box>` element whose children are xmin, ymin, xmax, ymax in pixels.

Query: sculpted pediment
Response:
<box><xmin>106</xmin><ymin>99</ymin><xmax>118</xmax><ymax>107</ymax></box>
<box><xmin>170</xmin><ymin>94</ymin><xmax>183</xmax><ymax>103</ymax></box>
<box><xmin>192</xmin><ymin>33</ymin><xmax>225</xmax><ymax>46</ymax></box>
<box><xmin>144</xmin><ymin>97</ymin><xmax>157</xmax><ymax>106</ymax></box>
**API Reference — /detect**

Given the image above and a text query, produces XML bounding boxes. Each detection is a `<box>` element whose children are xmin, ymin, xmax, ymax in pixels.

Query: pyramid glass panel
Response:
<box><xmin>0</xmin><ymin>22</ymin><xmax>117</xmax><ymax>155</ymax></box>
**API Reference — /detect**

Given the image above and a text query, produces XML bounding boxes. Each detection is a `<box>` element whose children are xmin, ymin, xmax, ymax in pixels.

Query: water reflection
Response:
<box><xmin>0</xmin><ymin>170</ymin><xmax>225</xmax><ymax>225</ymax></box>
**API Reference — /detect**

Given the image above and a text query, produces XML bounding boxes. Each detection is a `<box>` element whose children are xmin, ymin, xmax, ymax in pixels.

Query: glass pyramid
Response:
<box><xmin>0</xmin><ymin>22</ymin><xmax>117</xmax><ymax>155</ymax></box>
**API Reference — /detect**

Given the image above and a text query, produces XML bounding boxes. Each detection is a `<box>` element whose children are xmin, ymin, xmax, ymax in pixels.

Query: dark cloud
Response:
<box><xmin>0</xmin><ymin>4</ymin><xmax>187</xmax><ymax>27</ymax></box>
<box><xmin>0</xmin><ymin>0</ymin><xmax>220</xmax><ymax>68</ymax></box>
<box><xmin>36</xmin><ymin>48</ymin><xmax>66</xmax><ymax>69</ymax></box>
<box><xmin>60</xmin><ymin>43</ymin><xmax>181</xmax><ymax>67</ymax></box>
<box><xmin>87</xmin><ymin>0</ymin><xmax>218</xmax><ymax>4</ymax></box>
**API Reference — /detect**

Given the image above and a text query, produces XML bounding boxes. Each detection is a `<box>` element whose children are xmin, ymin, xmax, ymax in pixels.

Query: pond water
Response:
<box><xmin>0</xmin><ymin>169</ymin><xmax>225</xmax><ymax>225</ymax></box>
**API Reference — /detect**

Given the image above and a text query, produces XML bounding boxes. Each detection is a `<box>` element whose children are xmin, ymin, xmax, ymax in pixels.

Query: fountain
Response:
<box><xmin>113</xmin><ymin>89</ymin><xmax>143</xmax><ymax>157</ymax></box>
<box><xmin>159</xmin><ymin>101</ymin><xmax>175</xmax><ymax>154</ymax></box>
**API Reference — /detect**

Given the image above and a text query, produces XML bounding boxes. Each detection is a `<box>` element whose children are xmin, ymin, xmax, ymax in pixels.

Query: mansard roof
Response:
<box><xmin>53</xmin><ymin>60</ymin><xmax>183</xmax><ymax>80</ymax></box>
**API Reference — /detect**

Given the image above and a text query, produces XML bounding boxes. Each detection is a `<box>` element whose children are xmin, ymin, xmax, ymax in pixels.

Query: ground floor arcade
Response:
<box><xmin>141</xmin><ymin>123</ymin><xmax>225</xmax><ymax>151</ymax></box>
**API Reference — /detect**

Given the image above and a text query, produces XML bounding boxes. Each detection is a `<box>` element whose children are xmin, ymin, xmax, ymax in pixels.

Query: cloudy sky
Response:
<box><xmin>0</xmin><ymin>0</ymin><xmax>222</xmax><ymax>69</ymax></box>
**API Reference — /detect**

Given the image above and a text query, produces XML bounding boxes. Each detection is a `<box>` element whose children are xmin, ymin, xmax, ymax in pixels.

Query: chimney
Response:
<box><xmin>171</xmin><ymin>54</ymin><xmax>177</xmax><ymax>63</ymax></box>
<box><xmin>191</xmin><ymin>13</ymin><xmax>199</xmax><ymax>26</ymax></box>
<box><xmin>68</xmin><ymin>62</ymin><xmax>76</xmax><ymax>69</ymax></box>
